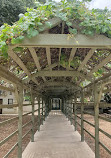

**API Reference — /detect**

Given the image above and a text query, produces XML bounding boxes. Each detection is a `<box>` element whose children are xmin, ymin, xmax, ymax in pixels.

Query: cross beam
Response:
<box><xmin>20</xmin><ymin>34</ymin><xmax>111</xmax><ymax>48</ymax></box>
<box><xmin>30</xmin><ymin>70</ymin><xmax>91</xmax><ymax>80</ymax></box>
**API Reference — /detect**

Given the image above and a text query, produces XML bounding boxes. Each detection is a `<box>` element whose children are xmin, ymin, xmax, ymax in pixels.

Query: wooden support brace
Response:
<box><xmin>15</xmin><ymin>86</ymin><xmax>23</xmax><ymax>158</ymax></box>
<box><xmin>30</xmin><ymin>87</ymin><xmax>35</xmax><ymax>142</ymax></box>
<box><xmin>94</xmin><ymin>83</ymin><xmax>104</xmax><ymax>158</ymax></box>
<box><xmin>42</xmin><ymin>99</ymin><xmax>44</xmax><ymax>125</ymax></box>
<box><xmin>74</xmin><ymin>97</ymin><xmax>77</xmax><ymax>131</ymax></box>
<box><xmin>81</xmin><ymin>89</ymin><xmax>84</xmax><ymax>142</ymax></box>
<box><xmin>38</xmin><ymin>98</ymin><xmax>40</xmax><ymax>131</ymax></box>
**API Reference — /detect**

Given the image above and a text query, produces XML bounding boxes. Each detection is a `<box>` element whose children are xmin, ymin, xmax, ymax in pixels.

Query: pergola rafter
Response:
<box><xmin>8</xmin><ymin>48</ymin><xmax>39</xmax><ymax>85</ymax></box>
<box><xmin>28</xmin><ymin>47</ymin><xmax>46</xmax><ymax>82</ymax></box>
<box><xmin>78</xmin><ymin>48</ymin><xmax>96</xmax><ymax>71</ymax></box>
<box><xmin>89</xmin><ymin>52</ymin><xmax>111</xmax><ymax>76</ymax></box>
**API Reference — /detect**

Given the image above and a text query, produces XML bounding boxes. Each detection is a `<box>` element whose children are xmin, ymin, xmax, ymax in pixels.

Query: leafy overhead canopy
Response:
<box><xmin>0</xmin><ymin>0</ymin><xmax>111</xmax><ymax>58</ymax></box>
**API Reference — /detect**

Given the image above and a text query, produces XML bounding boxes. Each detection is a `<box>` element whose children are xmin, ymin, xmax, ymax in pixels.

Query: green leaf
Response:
<box><xmin>11</xmin><ymin>36</ymin><xmax>24</xmax><ymax>44</ymax></box>
<box><xmin>0</xmin><ymin>41</ymin><xmax>6</xmax><ymax>46</ymax></box>
<box><xmin>69</xmin><ymin>28</ymin><xmax>77</xmax><ymax>35</ymax></box>
<box><xmin>1</xmin><ymin>45</ymin><xmax>8</xmax><ymax>59</ymax></box>
<box><xmin>37</xmin><ymin>22</ymin><xmax>43</xmax><ymax>26</ymax></box>
<box><xmin>45</xmin><ymin>22</ymin><xmax>52</xmax><ymax>28</ymax></box>
<box><xmin>102</xmin><ymin>26</ymin><xmax>108</xmax><ymax>33</ymax></box>
<box><xmin>66</xmin><ymin>21</ymin><xmax>72</xmax><ymax>26</ymax></box>
<box><xmin>27</xmin><ymin>28</ymin><xmax>39</xmax><ymax>38</ymax></box>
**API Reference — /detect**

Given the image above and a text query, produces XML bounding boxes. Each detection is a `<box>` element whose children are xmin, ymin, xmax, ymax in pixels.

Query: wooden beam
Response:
<box><xmin>81</xmin><ymin>89</ymin><xmax>84</xmax><ymax>142</ymax></box>
<box><xmin>16</xmin><ymin>87</ymin><xmax>23</xmax><ymax>158</ymax></box>
<box><xmin>29</xmin><ymin>47</ymin><xmax>41</xmax><ymax>70</ymax></box>
<box><xmin>37</xmin><ymin>81</ymin><xmax>78</xmax><ymax>90</ymax></box>
<box><xmin>8</xmin><ymin>48</ymin><xmax>39</xmax><ymax>85</ymax></box>
<box><xmin>46</xmin><ymin>47</ymin><xmax>51</xmax><ymax>69</ymax></box>
<box><xmin>28</xmin><ymin>47</ymin><xmax>46</xmax><ymax>81</ymax></box>
<box><xmin>0</xmin><ymin>85</ymin><xmax>15</xmax><ymax>92</ymax></box>
<box><xmin>84</xmin><ymin>72</ymin><xmax>111</xmax><ymax>89</ymax></box>
<box><xmin>78</xmin><ymin>49</ymin><xmax>95</xmax><ymax>71</ymax></box>
<box><xmin>20</xmin><ymin>34</ymin><xmax>111</xmax><ymax>48</ymax></box>
<box><xmin>89</xmin><ymin>53</ymin><xmax>111</xmax><ymax>75</ymax></box>
<box><xmin>59</xmin><ymin>22</ymin><xmax>65</xmax><ymax>62</ymax></box>
<box><xmin>94</xmin><ymin>83</ymin><xmax>104</xmax><ymax>158</ymax></box>
<box><xmin>60</xmin><ymin>64</ymin><xmax>91</xmax><ymax>81</ymax></box>
<box><xmin>45</xmin><ymin>63</ymin><xmax>58</xmax><ymax>70</ymax></box>
<box><xmin>69</xmin><ymin>48</ymin><xmax>77</xmax><ymax>63</ymax></box>
<box><xmin>30</xmin><ymin>70</ymin><xmax>91</xmax><ymax>79</ymax></box>
<box><xmin>0</xmin><ymin>65</ymin><xmax>24</xmax><ymax>87</ymax></box>
<box><xmin>24</xmin><ymin>63</ymin><xmax>59</xmax><ymax>83</ymax></box>
<box><xmin>11</xmin><ymin>18</ymin><xmax>62</xmax><ymax>48</ymax></box>
<box><xmin>41</xmin><ymin>18</ymin><xmax>62</xmax><ymax>33</ymax></box>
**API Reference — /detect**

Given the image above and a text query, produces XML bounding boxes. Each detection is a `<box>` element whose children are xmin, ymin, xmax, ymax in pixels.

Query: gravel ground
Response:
<box><xmin>0</xmin><ymin>115</ymin><xmax>40</xmax><ymax>158</ymax></box>
<box><xmin>0</xmin><ymin>114</ymin><xmax>111</xmax><ymax>158</ymax></box>
<box><xmin>76</xmin><ymin>114</ymin><xmax>111</xmax><ymax>158</ymax></box>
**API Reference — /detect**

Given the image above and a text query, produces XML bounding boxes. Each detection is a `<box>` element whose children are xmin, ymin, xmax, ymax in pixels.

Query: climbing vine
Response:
<box><xmin>0</xmin><ymin>0</ymin><xmax>111</xmax><ymax>58</ymax></box>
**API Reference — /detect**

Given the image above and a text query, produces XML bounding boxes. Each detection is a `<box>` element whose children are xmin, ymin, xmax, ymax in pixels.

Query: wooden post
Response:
<box><xmin>66</xmin><ymin>100</ymin><xmax>68</xmax><ymax>118</ymax></box>
<box><xmin>43</xmin><ymin>99</ymin><xmax>45</xmax><ymax>121</ymax></box>
<box><xmin>49</xmin><ymin>98</ymin><xmax>51</xmax><ymax>112</ymax></box>
<box><xmin>30</xmin><ymin>89</ymin><xmax>35</xmax><ymax>142</ymax></box>
<box><xmin>42</xmin><ymin>98</ymin><xmax>43</xmax><ymax>125</ymax></box>
<box><xmin>94</xmin><ymin>83</ymin><xmax>104</xmax><ymax>158</ymax></box>
<box><xmin>45</xmin><ymin>99</ymin><xmax>47</xmax><ymax>118</ymax></box>
<box><xmin>64</xmin><ymin>99</ymin><xmax>67</xmax><ymax>116</ymax></box>
<box><xmin>62</xmin><ymin>98</ymin><xmax>64</xmax><ymax>113</ymax></box>
<box><xmin>16</xmin><ymin>86</ymin><xmax>23</xmax><ymax>158</ymax></box>
<box><xmin>38</xmin><ymin>98</ymin><xmax>40</xmax><ymax>131</ymax></box>
<box><xmin>74</xmin><ymin>97</ymin><xmax>77</xmax><ymax>131</ymax></box>
<box><xmin>81</xmin><ymin>89</ymin><xmax>84</xmax><ymax>142</ymax></box>
<box><xmin>51</xmin><ymin>98</ymin><xmax>52</xmax><ymax>110</ymax></box>
<box><xmin>68</xmin><ymin>100</ymin><xmax>69</xmax><ymax>120</ymax></box>
<box><xmin>71</xmin><ymin>99</ymin><xmax>73</xmax><ymax>125</ymax></box>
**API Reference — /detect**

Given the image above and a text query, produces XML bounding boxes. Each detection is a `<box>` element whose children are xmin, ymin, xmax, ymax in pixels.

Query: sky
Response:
<box><xmin>54</xmin><ymin>0</ymin><xmax>111</xmax><ymax>10</ymax></box>
<box><xmin>89</xmin><ymin>0</ymin><xmax>111</xmax><ymax>10</ymax></box>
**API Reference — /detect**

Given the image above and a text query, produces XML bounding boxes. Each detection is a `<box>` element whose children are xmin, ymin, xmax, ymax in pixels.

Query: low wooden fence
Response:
<box><xmin>0</xmin><ymin>101</ymin><xmax>49</xmax><ymax>158</ymax></box>
<box><xmin>63</xmin><ymin>102</ymin><xmax>111</xmax><ymax>158</ymax></box>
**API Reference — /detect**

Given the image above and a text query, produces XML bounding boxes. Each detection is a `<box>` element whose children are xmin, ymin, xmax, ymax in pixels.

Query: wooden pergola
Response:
<box><xmin>0</xmin><ymin>18</ymin><xmax>111</xmax><ymax>158</ymax></box>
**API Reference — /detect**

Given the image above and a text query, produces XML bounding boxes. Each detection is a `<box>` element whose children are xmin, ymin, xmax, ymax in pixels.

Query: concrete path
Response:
<box><xmin>22</xmin><ymin>110</ymin><xmax>95</xmax><ymax>158</ymax></box>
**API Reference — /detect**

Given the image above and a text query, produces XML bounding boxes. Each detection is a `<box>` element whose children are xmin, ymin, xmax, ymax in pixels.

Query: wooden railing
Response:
<box><xmin>0</xmin><ymin>101</ymin><xmax>50</xmax><ymax>158</ymax></box>
<box><xmin>63</xmin><ymin>102</ymin><xmax>111</xmax><ymax>157</ymax></box>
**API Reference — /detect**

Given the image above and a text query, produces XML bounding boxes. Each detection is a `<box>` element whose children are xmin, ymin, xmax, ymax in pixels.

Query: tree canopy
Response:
<box><xmin>0</xmin><ymin>0</ymin><xmax>25</xmax><ymax>26</ymax></box>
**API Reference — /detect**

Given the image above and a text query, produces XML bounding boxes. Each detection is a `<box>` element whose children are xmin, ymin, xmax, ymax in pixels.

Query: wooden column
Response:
<box><xmin>66</xmin><ymin>100</ymin><xmax>68</xmax><ymax>118</ymax></box>
<box><xmin>49</xmin><ymin>98</ymin><xmax>51</xmax><ymax>112</ymax></box>
<box><xmin>43</xmin><ymin>99</ymin><xmax>45</xmax><ymax>121</ymax></box>
<box><xmin>71</xmin><ymin>99</ymin><xmax>73</xmax><ymax>125</ymax></box>
<box><xmin>68</xmin><ymin>100</ymin><xmax>70</xmax><ymax>121</ymax></box>
<box><xmin>94</xmin><ymin>83</ymin><xmax>104</xmax><ymax>158</ymax></box>
<box><xmin>45</xmin><ymin>99</ymin><xmax>47</xmax><ymax>118</ymax></box>
<box><xmin>38</xmin><ymin>98</ymin><xmax>40</xmax><ymax>131</ymax></box>
<box><xmin>30</xmin><ymin>89</ymin><xmax>35</xmax><ymax>142</ymax></box>
<box><xmin>42</xmin><ymin>98</ymin><xmax>44</xmax><ymax>125</ymax></box>
<box><xmin>81</xmin><ymin>89</ymin><xmax>84</xmax><ymax>142</ymax></box>
<box><xmin>16</xmin><ymin>86</ymin><xmax>23</xmax><ymax>158</ymax></box>
<box><xmin>74</xmin><ymin>97</ymin><xmax>77</xmax><ymax>131</ymax></box>
<box><xmin>64</xmin><ymin>98</ymin><xmax>67</xmax><ymax>116</ymax></box>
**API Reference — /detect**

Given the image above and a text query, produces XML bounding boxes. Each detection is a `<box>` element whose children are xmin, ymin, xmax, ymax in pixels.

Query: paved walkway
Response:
<box><xmin>22</xmin><ymin>111</ymin><xmax>95</xmax><ymax>158</ymax></box>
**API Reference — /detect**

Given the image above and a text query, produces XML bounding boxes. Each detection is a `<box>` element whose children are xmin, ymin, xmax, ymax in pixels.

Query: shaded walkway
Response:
<box><xmin>22</xmin><ymin>111</ymin><xmax>95</xmax><ymax>158</ymax></box>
